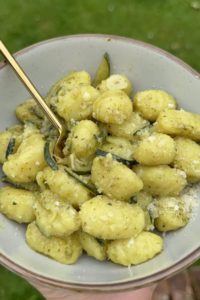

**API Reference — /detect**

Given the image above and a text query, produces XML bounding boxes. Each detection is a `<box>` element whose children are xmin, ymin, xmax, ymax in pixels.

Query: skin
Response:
<box><xmin>28</xmin><ymin>279</ymin><xmax>156</xmax><ymax>300</ymax></box>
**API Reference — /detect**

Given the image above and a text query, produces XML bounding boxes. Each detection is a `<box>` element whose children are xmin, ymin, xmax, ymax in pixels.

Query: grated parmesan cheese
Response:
<box><xmin>180</xmin><ymin>183</ymin><xmax>200</xmax><ymax>221</ymax></box>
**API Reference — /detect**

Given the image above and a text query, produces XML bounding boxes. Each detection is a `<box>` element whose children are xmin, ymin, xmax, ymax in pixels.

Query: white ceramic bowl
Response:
<box><xmin>0</xmin><ymin>35</ymin><xmax>200</xmax><ymax>292</ymax></box>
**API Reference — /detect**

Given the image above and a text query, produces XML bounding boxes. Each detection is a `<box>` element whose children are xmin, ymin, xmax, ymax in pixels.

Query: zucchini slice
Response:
<box><xmin>64</xmin><ymin>167</ymin><xmax>97</xmax><ymax>195</ymax></box>
<box><xmin>44</xmin><ymin>140</ymin><xmax>58</xmax><ymax>171</ymax></box>
<box><xmin>66</xmin><ymin>153</ymin><xmax>93</xmax><ymax>173</ymax></box>
<box><xmin>96</xmin><ymin>238</ymin><xmax>106</xmax><ymax>246</ymax></box>
<box><xmin>1</xmin><ymin>176</ymin><xmax>39</xmax><ymax>192</ymax></box>
<box><xmin>72</xmin><ymin>170</ymin><xmax>91</xmax><ymax>175</ymax></box>
<box><xmin>5</xmin><ymin>138</ymin><xmax>16</xmax><ymax>159</ymax></box>
<box><xmin>134</xmin><ymin>125</ymin><xmax>151</xmax><ymax>137</ymax></box>
<box><xmin>93</xmin><ymin>53</ymin><xmax>110</xmax><ymax>87</ymax></box>
<box><xmin>128</xmin><ymin>196</ymin><xmax>138</xmax><ymax>204</ymax></box>
<box><xmin>96</xmin><ymin>149</ymin><xmax>135</xmax><ymax>167</ymax></box>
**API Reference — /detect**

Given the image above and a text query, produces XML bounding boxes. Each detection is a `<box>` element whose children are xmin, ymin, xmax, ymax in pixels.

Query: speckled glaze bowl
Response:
<box><xmin>0</xmin><ymin>35</ymin><xmax>200</xmax><ymax>293</ymax></box>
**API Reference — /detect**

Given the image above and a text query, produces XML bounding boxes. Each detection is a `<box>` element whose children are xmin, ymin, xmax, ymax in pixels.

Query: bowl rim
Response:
<box><xmin>0</xmin><ymin>33</ymin><xmax>200</xmax><ymax>292</ymax></box>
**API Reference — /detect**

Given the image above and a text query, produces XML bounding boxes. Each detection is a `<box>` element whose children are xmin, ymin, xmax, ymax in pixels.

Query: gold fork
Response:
<box><xmin>0</xmin><ymin>40</ymin><xmax>65</xmax><ymax>158</ymax></box>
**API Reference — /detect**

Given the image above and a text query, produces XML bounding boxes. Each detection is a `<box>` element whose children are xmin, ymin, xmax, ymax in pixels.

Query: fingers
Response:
<box><xmin>189</xmin><ymin>267</ymin><xmax>200</xmax><ymax>300</ymax></box>
<box><xmin>168</xmin><ymin>271</ymin><xmax>194</xmax><ymax>300</ymax></box>
<box><xmin>153</xmin><ymin>280</ymin><xmax>171</xmax><ymax>300</ymax></box>
<box><xmin>27</xmin><ymin>278</ymin><xmax>156</xmax><ymax>300</ymax></box>
<box><xmin>153</xmin><ymin>269</ymin><xmax>199</xmax><ymax>300</ymax></box>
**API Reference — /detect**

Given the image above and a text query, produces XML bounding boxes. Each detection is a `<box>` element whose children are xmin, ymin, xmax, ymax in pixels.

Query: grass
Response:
<box><xmin>0</xmin><ymin>265</ymin><xmax>44</xmax><ymax>300</ymax></box>
<box><xmin>0</xmin><ymin>0</ymin><xmax>200</xmax><ymax>71</ymax></box>
<box><xmin>0</xmin><ymin>0</ymin><xmax>200</xmax><ymax>299</ymax></box>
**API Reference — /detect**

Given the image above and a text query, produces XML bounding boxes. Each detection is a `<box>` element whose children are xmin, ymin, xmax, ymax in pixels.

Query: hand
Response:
<box><xmin>28</xmin><ymin>278</ymin><xmax>156</xmax><ymax>300</ymax></box>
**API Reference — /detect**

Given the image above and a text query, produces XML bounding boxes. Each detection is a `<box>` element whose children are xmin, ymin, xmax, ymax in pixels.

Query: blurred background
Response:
<box><xmin>0</xmin><ymin>0</ymin><xmax>199</xmax><ymax>299</ymax></box>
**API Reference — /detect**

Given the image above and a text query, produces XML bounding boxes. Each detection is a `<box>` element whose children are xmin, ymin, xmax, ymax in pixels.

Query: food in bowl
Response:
<box><xmin>0</xmin><ymin>54</ymin><xmax>199</xmax><ymax>267</ymax></box>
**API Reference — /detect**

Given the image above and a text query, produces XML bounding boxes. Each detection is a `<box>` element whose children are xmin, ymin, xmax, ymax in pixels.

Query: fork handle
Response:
<box><xmin>0</xmin><ymin>40</ymin><xmax>63</xmax><ymax>136</ymax></box>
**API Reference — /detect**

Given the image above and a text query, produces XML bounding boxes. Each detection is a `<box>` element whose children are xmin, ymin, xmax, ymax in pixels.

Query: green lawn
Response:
<box><xmin>0</xmin><ymin>0</ymin><xmax>200</xmax><ymax>299</ymax></box>
<box><xmin>0</xmin><ymin>266</ymin><xmax>44</xmax><ymax>300</ymax></box>
<box><xmin>1</xmin><ymin>0</ymin><xmax>200</xmax><ymax>72</ymax></box>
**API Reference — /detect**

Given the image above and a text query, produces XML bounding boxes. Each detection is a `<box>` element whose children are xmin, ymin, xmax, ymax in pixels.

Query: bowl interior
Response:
<box><xmin>0</xmin><ymin>35</ymin><xmax>200</xmax><ymax>288</ymax></box>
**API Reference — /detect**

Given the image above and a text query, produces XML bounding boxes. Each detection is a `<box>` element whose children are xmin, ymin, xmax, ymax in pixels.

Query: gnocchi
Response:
<box><xmin>133</xmin><ymin>90</ymin><xmax>176</xmax><ymax>121</ymax></box>
<box><xmin>100</xmin><ymin>136</ymin><xmax>135</xmax><ymax>161</ymax></box>
<box><xmin>3</xmin><ymin>129</ymin><xmax>46</xmax><ymax>183</ymax></box>
<box><xmin>93</xmin><ymin>90</ymin><xmax>132</xmax><ymax>124</ymax></box>
<box><xmin>153</xmin><ymin>197</ymin><xmax>189</xmax><ymax>232</ymax></box>
<box><xmin>34</xmin><ymin>190</ymin><xmax>81</xmax><ymax>238</ymax></box>
<box><xmin>97</xmin><ymin>74</ymin><xmax>132</xmax><ymax>96</ymax></box>
<box><xmin>36</xmin><ymin>166</ymin><xmax>92</xmax><ymax>208</ymax></box>
<box><xmin>80</xmin><ymin>196</ymin><xmax>145</xmax><ymax>239</ymax></box>
<box><xmin>91</xmin><ymin>156</ymin><xmax>143</xmax><ymax>201</ymax></box>
<box><xmin>134</xmin><ymin>133</ymin><xmax>175</xmax><ymax>165</ymax></box>
<box><xmin>0</xmin><ymin>186</ymin><xmax>35</xmax><ymax>223</ymax></box>
<box><xmin>26</xmin><ymin>222</ymin><xmax>82</xmax><ymax>264</ymax></box>
<box><xmin>15</xmin><ymin>98</ymin><xmax>43</xmax><ymax>125</ymax></box>
<box><xmin>133</xmin><ymin>165</ymin><xmax>187</xmax><ymax>196</ymax></box>
<box><xmin>56</xmin><ymin>85</ymin><xmax>99</xmax><ymax>122</ymax></box>
<box><xmin>155</xmin><ymin>109</ymin><xmax>200</xmax><ymax>141</ymax></box>
<box><xmin>79</xmin><ymin>231</ymin><xmax>107</xmax><ymax>261</ymax></box>
<box><xmin>173</xmin><ymin>137</ymin><xmax>200</xmax><ymax>183</ymax></box>
<box><xmin>0</xmin><ymin>125</ymin><xmax>23</xmax><ymax>163</ymax></box>
<box><xmin>107</xmin><ymin>232</ymin><xmax>163</xmax><ymax>266</ymax></box>
<box><xmin>70</xmin><ymin>120</ymin><xmax>100</xmax><ymax>159</ymax></box>
<box><xmin>46</xmin><ymin>71</ymin><xmax>91</xmax><ymax>103</ymax></box>
<box><xmin>0</xmin><ymin>54</ymin><xmax>199</xmax><ymax>268</ymax></box>
<box><xmin>106</xmin><ymin>112</ymin><xmax>149</xmax><ymax>141</ymax></box>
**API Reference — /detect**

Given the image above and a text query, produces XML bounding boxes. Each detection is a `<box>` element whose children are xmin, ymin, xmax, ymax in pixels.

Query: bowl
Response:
<box><xmin>0</xmin><ymin>34</ymin><xmax>200</xmax><ymax>293</ymax></box>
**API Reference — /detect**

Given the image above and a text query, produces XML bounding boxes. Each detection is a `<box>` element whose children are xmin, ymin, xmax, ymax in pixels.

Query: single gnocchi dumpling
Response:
<box><xmin>79</xmin><ymin>195</ymin><xmax>145</xmax><ymax>240</ymax></box>
<box><xmin>0</xmin><ymin>186</ymin><xmax>35</xmax><ymax>223</ymax></box>
<box><xmin>34</xmin><ymin>190</ymin><xmax>81</xmax><ymax>238</ymax></box>
<box><xmin>36</xmin><ymin>166</ymin><xmax>92</xmax><ymax>208</ymax></box>
<box><xmin>133</xmin><ymin>90</ymin><xmax>176</xmax><ymax>121</ymax></box>
<box><xmin>3</xmin><ymin>131</ymin><xmax>47</xmax><ymax>183</ymax></box>
<box><xmin>100</xmin><ymin>136</ymin><xmax>135</xmax><ymax>161</ymax></box>
<box><xmin>93</xmin><ymin>90</ymin><xmax>132</xmax><ymax>124</ymax></box>
<box><xmin>97</xmin><ymin>74</ymin><xmax>132</xmax><ymax>96</ymax></box>
<box><xmin>79</xmin><ymin>231</ymin><xmax>107</xmax><ymax>261</ymax></box>
<box><xmin>26</xmin><ymin>222</ymin><xmax>82</xmax><ymax>264</ymax></box>
<box><xmin>91</xmin><ymin>156</ymin><xmax>143</xmax><ymax>201</ymax></box>
<box><xmin>46</xmin><ymin>71</ymin><xmax>91</xmax><ymax>104</ymax></box>
<box><xmin>155</xmin><ymin>109</ymin><xmax>200</xmax><ymax>141</ymax></box>
<box><xmin>134</xmin><ymin>133</ymin><xmax>176</xmax><ymax>165</ymax></box>
<box><xmin>106</xmin><ymin>112</ymin><xmax>149</xmax><ymax>141</ymax></box>
<box><xmin>15</xmin><ymin>99</ymin><xmax>43</xmax><ymax>125</ymax></box>
<box><xmin>70</xmin><ymin>120</ymin><xmax>100</xmax><ymax>159</ymax></box>
<box><xmin>56</xmin><ymin>85</ymin><xmax>99</xmax><ymax>122</ymax></box>
<box><xmin>133</xmin><ymin>165</ymin><xmax>187</xmax><ymax>197</ymax></box>
<box><xmin>0</xmin><ymin>125</ymin><xmax>23</xmax><ymax>164</ymax></box>
<box><xmin>154</xmin><ymin>197</ymin><xmax>189</xmax><ymax>232</ymax></box>
<box><xmin>107</xmin><ymin>232</ymin><xmax>163</xmax><ymax>266</ymax></box>
<box><xmin>173</xmin><ymin>137</ymin><xmax>200</xmax><ymax>183</ymax></box>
